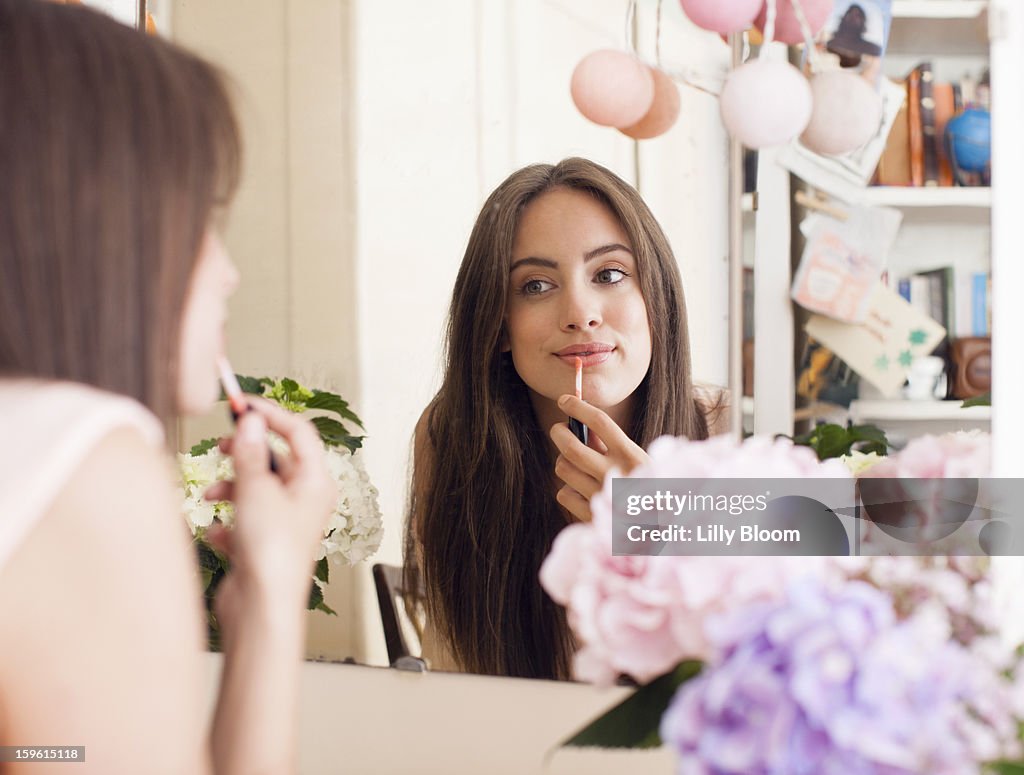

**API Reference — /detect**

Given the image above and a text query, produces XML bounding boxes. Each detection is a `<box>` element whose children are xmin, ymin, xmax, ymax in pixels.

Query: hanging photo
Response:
<box><xmin>820</xmin><ymin>0</ymin><xmax>893</xmax><ymax>84</ymax></box>
<box><xmin>791</xmin><ymin>204</ymin><xmax>903</xmax><ymax>323</ymax></box>
<box><xmin>778</xmin><ymin>0</ymin><xmax>900</xmax><ymax>200</ymax></box>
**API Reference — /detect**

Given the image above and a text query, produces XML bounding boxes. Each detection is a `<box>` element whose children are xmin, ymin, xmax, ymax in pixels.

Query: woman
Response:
<box><xmin>406</xmin><ymin>158</ymin><xmax>725</xmax><ymax>680</ymax></box>
<box><xmin>0</xmin><ymin>2</ymin><xmax>335</xmax><ymax>772</ymax></box>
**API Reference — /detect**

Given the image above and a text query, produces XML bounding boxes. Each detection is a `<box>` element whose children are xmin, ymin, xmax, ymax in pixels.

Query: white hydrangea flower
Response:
<box><xmin>320</xmin><ymin>446</ymin><xmax>384</xmax><ymax>566</ymax></box>
<box><xmin>841</xmin><ymin>449</ymin><xmax>885</xmax><ymax>476</ymax></box>
<box><xmin>178</xmin><ymin>437</ymin><xmax>382</xmax><ymax>566</ymax></box>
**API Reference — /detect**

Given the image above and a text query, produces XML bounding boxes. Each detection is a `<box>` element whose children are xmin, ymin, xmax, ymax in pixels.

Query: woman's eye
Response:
<box><xmin>521</xmin><ymin>279</ymin><xmax>554</xmax><ymax>295</ymax></box>
<box><xmin>595</xmin><ymin>268</ymin><xmax>628</xmax><ymax>284</ymax></box>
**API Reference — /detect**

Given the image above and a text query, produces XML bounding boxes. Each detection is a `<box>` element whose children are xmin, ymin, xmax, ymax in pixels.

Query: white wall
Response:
<box><xmin>171</xmin><ymin>0</ymin><xmax>730</xmax><ymax>666</ymax></box>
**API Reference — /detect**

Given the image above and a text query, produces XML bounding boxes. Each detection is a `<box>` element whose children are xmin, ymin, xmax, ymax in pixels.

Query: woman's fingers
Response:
<box><xmin>550</xmin><ymin>423</ymin><xmax>610</xmax><ymax>479</ymax></box>
<box><xmin>556</xmin><ymin>395</ymin><xmax>648</xmax><ymax>473</ymax></box>
<box><xmin>556</xmin><ymin>484</ymin><xmax>592</xmax><ymax>522</ymax></box>
<box><xmin>554</xmin><ymin>454</ymin><xmax>603</xmax><ymax>500</ymax></box>
<box><xmin>205</xmin><ymin>524</ymin><xmax>235</xmax><ymax>557</ymax></box>
<box><xmin>204</xmin><ymin>481</ymin><xmax>235</xmax><ymax>502</ymax></box>
<box><xmin>244</xmin><ymin>397</ymin><xmax>326</xmax><ymax>488</ymax></box>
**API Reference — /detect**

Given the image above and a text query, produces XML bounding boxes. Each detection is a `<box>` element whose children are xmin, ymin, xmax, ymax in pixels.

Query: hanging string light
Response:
<box><xmin>719</xmin><ymin>0</ymin><xmax>813</xmax><ymax>148</ymax></box>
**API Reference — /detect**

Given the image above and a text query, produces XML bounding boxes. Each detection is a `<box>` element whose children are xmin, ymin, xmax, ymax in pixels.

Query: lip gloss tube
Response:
<box><xmin>569</xmin><ymin>356</ymin><xmax>589</xmax><ymax>445</ymax></box>
<box><xmin>217</xmin><ymin>356</ymin><xmax>279</xmax><ymax>473</ymax></box>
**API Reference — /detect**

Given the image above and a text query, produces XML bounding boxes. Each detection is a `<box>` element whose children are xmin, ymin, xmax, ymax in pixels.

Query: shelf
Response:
<box><xmin>858</xmin><ymin>187</ymin><xmax>991</xmax><ymax>208</ymax></box>
<box><xmin>849</xmin><ymin>399</ymin><xmax>991</xmax><ymax>422</ymax></box>
<box><xmin>888</xmin><ymin>1</ymin><xmax>989</xmax><ymax>55</ymax></box>
<box><xmin>892</xmin><ymin>1</ymin><xmax>987</xmax><ymax>20</ymax></box>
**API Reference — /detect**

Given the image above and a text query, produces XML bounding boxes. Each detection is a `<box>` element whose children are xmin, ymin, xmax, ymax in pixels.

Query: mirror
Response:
<box><xmin>164</xmin><ymin>0</ymin><xmax>738</xmax><ymax>674</ymax></box>
<box><xmin>167</xmin><ymin>0</ymin><xmax>1015</xmax><ymax>677</ymax></box>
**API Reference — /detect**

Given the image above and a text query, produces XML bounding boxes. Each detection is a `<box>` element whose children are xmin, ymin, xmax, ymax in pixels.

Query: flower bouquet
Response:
<box><xmin>540</xmin><ymin>432</ymin><xmax>1024</xmax><ymax>773</ymax></box>
<box><xmin>179</xmin><ymin>376</ymin><xmax>383</xmax><ymax>644</ymax></box>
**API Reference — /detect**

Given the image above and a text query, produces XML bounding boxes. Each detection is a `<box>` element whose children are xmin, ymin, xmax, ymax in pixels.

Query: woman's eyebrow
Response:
<box><xmin>510</xmin><ymin>243</ymin><xmax>633</xmax><ymax>273</ymax></box>
<box><xmin>510</xmin><ymin>256</ymin><xmax>558</xmax><ymax>272</ymax></box>
<box><xmin>584</xmin><ymin>243</ymin><xmax>633</xmax><ymax>261</ymax></box>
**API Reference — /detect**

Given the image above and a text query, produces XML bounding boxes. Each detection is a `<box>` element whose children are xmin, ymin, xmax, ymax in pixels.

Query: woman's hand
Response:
<box><xmin>549</xmin><ymin>394</ymin><xmax>650</xmax><ymax>522</ymax></box>
<box><xmin>203</xmin><ymin>397</ymin><xmax>336</xmax><ymax>619</ymax></box>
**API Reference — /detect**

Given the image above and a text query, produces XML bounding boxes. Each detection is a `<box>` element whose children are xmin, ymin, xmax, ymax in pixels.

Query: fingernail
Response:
<box><xmin>558</xmin><ymin>395</ymin><xmax>571</xmax><ymax>406</ymax></box>
<box><xmin>240</xmin><ymin>412</ymin><xmax>266</xmax><ymax>442</ymax></box>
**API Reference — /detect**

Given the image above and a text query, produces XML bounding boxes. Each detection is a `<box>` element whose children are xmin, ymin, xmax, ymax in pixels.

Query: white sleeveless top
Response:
<box><xmin>0</xmin><ymin>380</ymin><xmax>164</xmax><ymax>573</ymax></box>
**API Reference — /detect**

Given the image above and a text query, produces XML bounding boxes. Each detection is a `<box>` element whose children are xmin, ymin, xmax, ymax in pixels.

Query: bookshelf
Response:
<box><xmin>892</xmin><ymin>1</ymin><xmax>986</xmax><ymax>20</ymax></box>
<box><xmin>849</xmin><ymin>399</ymin><xmax>990</xmax><ymax>421</ymax></box>
<box><xmin>746</xmin><ymin>1</ymin><xmax>1002</xmax><ymax>442</ymax></box>
<box><xmin>849</xmin><ymin>399</ymin><xmax>991</xmax><ymax>443</ymax></box>
<box><xmin>858</xmin><ymin>186</ymin><xmax>991</xmax><ymax>207</ymax></box>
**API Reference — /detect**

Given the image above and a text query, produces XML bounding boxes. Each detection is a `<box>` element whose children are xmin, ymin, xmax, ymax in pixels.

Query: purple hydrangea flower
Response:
<box><xmin>660</xmin><ymin>580</ymin><xmax>1010</xmax><ymax>775</ymax></box>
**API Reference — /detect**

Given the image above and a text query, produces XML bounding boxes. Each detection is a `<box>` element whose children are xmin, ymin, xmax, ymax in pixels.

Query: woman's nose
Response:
<box><xmin>559</xmin><ymin>285</ymin><xmax>602</xmax><ymax>331</ymax></box>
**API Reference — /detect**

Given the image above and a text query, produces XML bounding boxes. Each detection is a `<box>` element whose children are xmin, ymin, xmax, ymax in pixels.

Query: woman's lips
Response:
<box><xmin>556</xmin><ymin>350</ymin><xmax>614</xmax><ymax>367</ymax></box>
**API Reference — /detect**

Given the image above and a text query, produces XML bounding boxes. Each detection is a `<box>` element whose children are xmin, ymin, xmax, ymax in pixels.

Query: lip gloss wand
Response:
<box><xmin>216</xmin><ymin>355</ymin><xmax>279</xmax><ymax>473</ymax></box>
<box><xmin>569</xmin><ymin>356</ymin><xmax>589</xmax><ymax>445</ymax></box>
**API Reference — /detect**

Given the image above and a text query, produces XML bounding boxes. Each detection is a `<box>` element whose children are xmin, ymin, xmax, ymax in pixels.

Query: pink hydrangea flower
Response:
<box><xmin>539</xmin><ymin>434</ymin><xmax>851</xmax><ymax>685</ymax></box>
<box><xmin>866</xmin><ymin>430</ymin><xmax>990</xmax><ymax>479</ymax></box>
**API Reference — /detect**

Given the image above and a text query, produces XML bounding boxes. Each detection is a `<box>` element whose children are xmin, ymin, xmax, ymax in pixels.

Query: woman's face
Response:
<box><xmin>178</xmin><ymin>230</ymin><xmax>239</xmax><ymax>415</ymax></box>
<box><xmin>505</xmin><ymin>187</ymin><xmax>652</xmax><ymax>426</ymax></box>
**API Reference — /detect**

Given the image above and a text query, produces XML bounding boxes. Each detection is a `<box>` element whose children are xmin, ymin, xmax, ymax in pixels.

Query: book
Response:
<box><xmin>875</xmin><ymin>79</ymin><xmax>912</xmax><ymax>186</ymax></box>
<box><xmin>907</xmin><ymin>64</ymin><xmax>924</xmax><ymax>187</ymax></box>
<box><xmin>918</xmin><ymin>63</ymin><xmax>940</xmax><ymax>187</ymax></box>
<box><xmin>953</xmin><ymin>266</ymin><xmax>975</xmax><ymax>339</ymax></box>
<box><xmin>971</xmin><ymin>272</ymin><xmax>989</xmax><ymax>336</ymax></box>
<box><xmin>917</xmin><ymin>266</ymin><xmax>954</xmax><ymax>334</ymax></box>
<box><xmin>933</xmin><ymin>82</ymin><xmax>956</xmax><ymax>187</ymax></box>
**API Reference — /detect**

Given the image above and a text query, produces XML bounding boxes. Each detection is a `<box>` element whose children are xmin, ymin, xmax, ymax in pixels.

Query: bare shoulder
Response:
<box><xmin>0</xmin><ymin>427</ymin><xmax>209</xmax><ymax>772</ymax></box>
<box><xmin>694</xmin><ymin>383</ymin><xmax>732</xmax><ymax>437</ymax></box>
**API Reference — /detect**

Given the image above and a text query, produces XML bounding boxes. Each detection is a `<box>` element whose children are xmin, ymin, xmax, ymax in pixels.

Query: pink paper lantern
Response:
<box><xmin>800</xmin><ymin>70</ymin><xmax>883</xmax><ymax>155</ymax></box>
<box><xmin>755</xmin><ymin>0</ymin><xmax>834</xmax><ymax>45</ymax></box>
<box><xmin>719</xmin><ymin>58</ymin><xmax>812</xmax><ymax>148</ymax></box>
<box><xmin>570</xmin><ymin>50</ymin><xmax>655</xmax><ymax>128</ymax></box>
<box><xmin>680</xmin><ymin>0</ymin><xmax>764</xmax><ymax>35</ymax></box>
<box><xmin>620</xmin><ymin>67</ymin><xmax>681</xmax><ymax>139</ymax></box>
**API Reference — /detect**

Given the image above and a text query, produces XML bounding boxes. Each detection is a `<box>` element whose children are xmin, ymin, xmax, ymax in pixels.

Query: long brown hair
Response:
<box><xmin>0</xmin><ymin>0</ymin><xmax>240</xmax><ymax>425</ymax></box>
<box><xmin>406</xmin><ymin>158</ymin><xmax>709</xmax><ymax>679</ymax></box>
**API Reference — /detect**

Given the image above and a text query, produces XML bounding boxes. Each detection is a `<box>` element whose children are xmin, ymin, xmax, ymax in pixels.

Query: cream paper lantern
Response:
<box><xmin>570</xmin><ymin>50</ymin><xmax>655</xmax><ymax>128</ymax></box>
<box><xmin>755</xmin><ymin>0</ymin><xmax>834</xmax><ymax>46</ymax></box>
<box><xmin>679</xmin><ymin>0</ymin><xmax>764</xmax><ymax>35</ymax></box>
<box><xmin>719</xmin><ymin>58</ymin><xmax>812</xmax><ymax>148</ymax></box>
<box><xmin>800</xmin><ymin>69</ymin><xmax>883</xmax><ymax>155</ymax></box>
<box><xmin>620</xmin><ymin>67</ymin><xmax>681</xmax><ymax>140</ymax></box>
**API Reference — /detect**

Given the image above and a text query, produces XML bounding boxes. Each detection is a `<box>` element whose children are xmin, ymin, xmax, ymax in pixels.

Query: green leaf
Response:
<box><xmin>963</xmin><ymin>392</ymin><xmax>992</xmax><ymax>408</ymax></box>
<box><xmin>307</xmin><ymin>580</ymin><xmax>324</xmax><ymax>611</ymax></box>
<box><xmin>315</xmin><ymin>601</ymin><xmax>337</xmax><ymax>616</ymax></box>
<box><xmin>307</xmin><ymin>390</ymin><xmax>365</xmax><ymax>429</ymax></box>
<box><xmin>311</xmin><ymin>417</ymin><xmax>364</xmax><ymax>452</ymax></box>
<box><xmin>315</xmin><ymin>557</ymin><xmax>330</xmax><ymax>584</ymax></box>
<box><xmin>195</xmin><ymin>541</ymin><xmax>222</xmax><ymax>573</ymax></box>
<box><xmin>985</xmin><ymin>762</ymin><xmax>1024</xmax><ymax>774</ymax></box>
<box><xmin>237</xmin><ymin>375</ymin><xmax>272</xmax><ymax>395</ymax></box>
<box><xmin>560</xmin><ymin>661</ymin><xmax>702</xmax><ymax>750</ymax></box>
<box><xmin>791</xmin><ymin>421</ymin><xmax>890</xmax><ymax>461</ymax></box>
<box><xmin>189</xmin><ymin>437</ymin><xmax>221</xmax><ymax>456</ymax></box>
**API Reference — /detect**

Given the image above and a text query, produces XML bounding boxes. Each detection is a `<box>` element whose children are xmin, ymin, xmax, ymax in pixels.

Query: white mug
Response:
<box><xmin>904</xmin><ymin>355</ymin><xmax>946</xmax><ymax>401</ymax></box>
